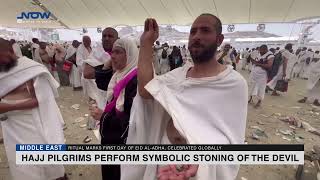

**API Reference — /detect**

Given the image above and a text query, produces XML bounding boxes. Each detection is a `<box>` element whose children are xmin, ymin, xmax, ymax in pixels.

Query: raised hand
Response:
<box><xmin>140</xmin><ymin>18</ymin><xmax>159</xmax><ymax>47</ymax></box>
<box><xmin>221</xmin><ymin>50</ymin><xmax>228</xmax><ymax>57</ymax></box>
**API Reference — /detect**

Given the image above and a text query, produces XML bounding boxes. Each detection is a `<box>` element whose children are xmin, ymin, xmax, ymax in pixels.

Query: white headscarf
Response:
<box><xmin>105</xmin><ymin>38</ymin><xmax>139</xmax><ymax>112</ymax></box>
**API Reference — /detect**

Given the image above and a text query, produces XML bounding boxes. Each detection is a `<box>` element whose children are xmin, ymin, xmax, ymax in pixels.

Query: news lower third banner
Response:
<box><xmin>16</xmin><ymin>144</ymin><xmax>304</xmax><ymax>165</ymax></box>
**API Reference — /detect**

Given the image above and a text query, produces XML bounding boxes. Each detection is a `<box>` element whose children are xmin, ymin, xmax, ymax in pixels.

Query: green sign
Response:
<box><xmin>51</xmin><ymin>34</ymin><xmax>59</xmax><ymax>40</ymax></box>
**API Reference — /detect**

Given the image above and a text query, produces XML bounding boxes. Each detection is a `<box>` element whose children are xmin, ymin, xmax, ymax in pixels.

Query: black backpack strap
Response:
<box><xmin>266</xmin><ymin>53</ymin><xmax>274</xmax><ymax>60</ymax></box>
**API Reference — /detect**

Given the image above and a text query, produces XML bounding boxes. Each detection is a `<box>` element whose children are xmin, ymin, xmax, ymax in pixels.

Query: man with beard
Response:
<box><xmin>83</xmin><ymin>28</ymin><xmax>118</xmax><ymax>131</ymax></box>
<box><xmin>122</xmin><ymin>14</ymin><xmax>248</xmax><ymax>180</ymax></box>
<box><xmin>266</xmin><ymin>43</ymin><xmax>292</xmax><ymax>96</ymax></box>
<box><xmin>84</xmin><ymin>28</ymin><xmax>119</xmax><ymax>80</ymax></box>
<box><xmin>248</xmin><ymin>45</ymin><xmax>274</xmax><ymax>108</ymax></box>
<box><xmin>83</xmin><ymin>27</ymin><xmax>119</xmax><ymax>112</ymax></box>
<box><xmin>91</xmin><ymin>27</ymin><xmax>118</xmax><ymax>105</ymax></box>
<box><xmin>31</xmin><ymin>38</ymin><xmax>39</xmax><ymax>57</ymax></box>
<box><xmin>241</xmin><ymin>48</ymin><xmax>250</xmax><ymax>71</ymax></box>
<box><xmin>77</xmin><ymin>36</ymin><xmax>93</xmax><ymax>99</ymax></box>
<box><xmin>9</xmin><ymin>39</ymin><xmax>22</xmax><ymax>58</ymax></box>
<box><xmin>216</xmin><ymin>43</ymin><xmax>235</xmax><ymax>67</ymax></box>
<box><xmin>153</xmin><ymin>40</ymin><xmax>162</xmax><ymax>75</ymax></box>
<box><xmin>0</xmin><ymin>38</ymin><xmax>66</xmax><ymax>180</ymax></box>
<box><xmin>66</xmin><ymin>40</ymin><xmax>82</xmax><ymax>90</ymax></box>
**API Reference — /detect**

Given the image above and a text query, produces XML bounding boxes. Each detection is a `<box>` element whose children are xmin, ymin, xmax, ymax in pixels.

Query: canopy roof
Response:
<box><xmin>1</xmin><ymin>0</ymin><xmax>320</xmax><ymax>29</ymax></box>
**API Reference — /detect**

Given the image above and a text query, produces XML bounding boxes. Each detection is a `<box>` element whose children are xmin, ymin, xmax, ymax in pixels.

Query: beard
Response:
<box><xmin>0</xmin><ymin>58</ymin><xmax>17</xmax><ymax>72</ymax></box>
<box><xmin>103</xmin><ymin>41</ymin><xmax>112</xmax><ymax>52</ymax></box>
<box><xmin>188</xmin><ymin>42</ymin><xmax>218</xmax><ymax>64</ymax></box>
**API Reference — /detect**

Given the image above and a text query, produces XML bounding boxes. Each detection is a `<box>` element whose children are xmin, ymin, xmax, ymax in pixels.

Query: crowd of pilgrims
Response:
<box><xmin>11</xmin><ymin>38</ymin><xmax>320</xmax><ymax>82</ymax></box>
<box><xmin>6</xmin><ymin>35</ymin><xmax>320</xmax><ymax>132</ymax></box>
<box><xmin>10</xmin><ymin>38</ymin><xmax>190</xmax><ymax>80</ymax></box>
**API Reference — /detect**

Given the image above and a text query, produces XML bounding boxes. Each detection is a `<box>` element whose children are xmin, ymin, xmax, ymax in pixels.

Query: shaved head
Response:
<box><xmin>103</xmin><ymin>27</ymin><xmax>118</xmax><ymax>37</ymax></box>
<box><xmin>188</xmin><ymin>13</ymin><xmax>224</xmax><ymax>64</ymax></box>
<box><xmin>285</xmin><ymin>43</ymin><xmax>293</xmax><ymax>51</ymax></box>
<box><xmin>0</xmin><ymin>38</ymin><xmax>17</xmax><ymax>72</ymax></box>
<box><xmin>39</xmin><ymin>41</ymin><xmax>46</xmax><ymax>48</ymax></box>
<box><xmin>32</xmin><ymin>38</ymin><xmax>39</xmax><ymax>44</ymax></box>
<box><xmin>82</xmin><ymin>36</ymin><xmax>91</xmax><ymax>42</ymax></box>
<box><xmin>199</xmin><ymin>13</ymin><xmax>222</xmax><ymax>35</ymax></box>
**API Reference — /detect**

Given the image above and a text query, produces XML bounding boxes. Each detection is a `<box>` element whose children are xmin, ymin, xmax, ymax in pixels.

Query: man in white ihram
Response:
<box><xmin>298</xmin><ymin>50</ymin><xmax>320</xmax><ymax>106</ymax></box>
<box><xmin>295</xmin><ymin>47</ymin><xmax>309</xmax><ymax>79</ymax></box>
<box><xmin>249</xmin><ymin>47</ymin><xmax>260</xmax><ymax>72</ymax></box>
<box><xmin>241</xmin><ymin>48</ymin><xmax>250</xmax><ymax>70</ymax></box>
<box><xmin>76</xmin><ymin>36</ymin><xmax>93</xmax><ymax>99</ymax></box>
<box><xmin>266</xmin><ymin>44</ymin><xmax>292</xmax><ymax>96</ymax></box>
<box><xmin>248</xmin><ymin>45</ymin><xmax>274</xmax><ymax>108</ymax></box>
<box><xmin>66</xmin><ymin>40</ymin><xmax>82</xmax><ymax>90</ymax></box>
<box><xmin>10</xmin><ymin>39</ymin><xmax>23</xmax><ymax>58</ymax></box>
<box><xmin>0</xmin><ymin>38</ymin><xmax>66</xmax><ymax>180</ymax></box>
<box><xmin>122</xmin><ymin>14</ymin><xmax>248</xmax><ymax>180</ymax></box>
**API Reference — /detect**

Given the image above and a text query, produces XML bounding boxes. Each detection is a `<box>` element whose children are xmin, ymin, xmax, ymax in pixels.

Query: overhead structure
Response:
<box><xmin>1</xmin><ymin>0</ymin><xmax>320</xmax><ymax>28</ymax></box>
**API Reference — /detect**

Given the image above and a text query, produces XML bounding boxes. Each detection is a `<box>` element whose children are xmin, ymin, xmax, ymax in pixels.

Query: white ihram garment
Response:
<box><xmin>66</xmin><ymin>46</ymin><xmax>82</xmax><ymax>88</ymax></box>
<box><xmin>122</xmin><ymin>63</ymin><xmax>248</xmax><ymax>180</ymax></box>
<box><xmin>76</xmin><ymin>44</ymin><xmax>92</xmax><ymax>96</ymax></box>
<box><xmin>0</xmin><ymin>57</ymin><xmax>65</xmax><ymax>180</ymax></box>
<box><xmin>306</xmin><ymin>57</ymin><xmax>320</xmax><ymax>100</ymax></box>
<box><xmin>267</xmin><ymin>50</ymin><xmax>291</xmax><ymax>90</ymax></box>
<box><xmin>12</xmin><ymin>43</ymin><xmax>23</xmax><ymax>57</ymax></box>
<box><xmin>82</xmin><ymin>45</ymin><xmax>110</xmax><ymax>101</ymax></box>
<box><xmin>249</xmin><ymin>51</ymin><xmax>274</xmax><ymax>100</ymax></box>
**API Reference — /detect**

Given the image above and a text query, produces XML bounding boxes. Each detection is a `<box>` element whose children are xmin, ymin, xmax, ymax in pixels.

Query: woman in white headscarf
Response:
<box><xmin>90</xmin><ymin>38</ymin><xmax>139</xmax><ymax>180</ymax></box>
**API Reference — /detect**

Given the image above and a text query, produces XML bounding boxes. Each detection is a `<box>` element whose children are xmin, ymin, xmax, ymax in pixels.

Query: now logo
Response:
<box><xmin>17</xmin><ymin>12</ymin><xmax>51</xmax><ymax>20</ymax></box>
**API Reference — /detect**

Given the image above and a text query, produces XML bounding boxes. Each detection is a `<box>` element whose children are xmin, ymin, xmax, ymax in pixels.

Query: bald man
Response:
<box><xmin>0</xmin><ymin>38</ymin><xmax>66</xmax><ymax>180</ymax></box>
<box><xmin>80</xmin><ymin>28</ymin><xmax>119</xmax><ymax>107</ymax></box>
<box><xmin>77</xmin><ymin>36</ymin><xmax>92</xmax><ymax>72</ymax></box>
<box><xmin>66</xmin><ymin>40</ymin><xmax>82</xmax><ymax>90</ymax></box>
<box><xmin>76</xmin><ymin>36</ymin><xmax>93</xmax><ymax>98</ymax></box>
<box><xmin>83</xmin><ymin>28</ymin><xmax>119</xmax><ymax>80</ymax></box>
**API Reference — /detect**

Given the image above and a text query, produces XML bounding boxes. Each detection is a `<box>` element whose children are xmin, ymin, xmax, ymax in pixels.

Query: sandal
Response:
<box><xmin>56</xmin><ymin>174</ymin><xmax>68</xmax><ymax>180</ymax></box>
<box><xmin>271</xmin><ymin>92</ymin><xmax>280</xmax><ymax>96</ymax></box>
<box><xmin>298</xmin><ymin>98</ymin><xmax>307</xmax><ymax>103</ymax></box>
<box><xmin>313</xmin><ymin>100</ymin><xmax>320</xmax><ymax>106</ymax></box>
